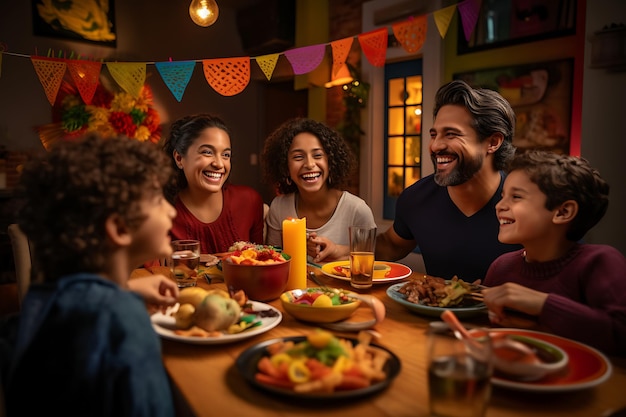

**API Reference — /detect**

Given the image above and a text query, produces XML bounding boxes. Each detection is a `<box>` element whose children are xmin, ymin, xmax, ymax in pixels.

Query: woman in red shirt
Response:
<box><xmin>162</xmin><ymin>113</ymin><xmax>264</xmax><ymax>254</ymax></box>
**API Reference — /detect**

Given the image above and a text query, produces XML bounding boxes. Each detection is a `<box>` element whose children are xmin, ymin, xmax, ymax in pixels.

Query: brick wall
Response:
<box><xmin>327</xmin><ymin>0</ymin><xmax>369</xmax><ymax>195</ymax></box>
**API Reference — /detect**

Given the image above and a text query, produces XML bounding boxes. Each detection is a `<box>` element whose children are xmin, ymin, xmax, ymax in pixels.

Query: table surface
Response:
<box><xmin>154</xmin><ymin>266</ymin><xmax>626</xmax><ymax>417</ymax></box>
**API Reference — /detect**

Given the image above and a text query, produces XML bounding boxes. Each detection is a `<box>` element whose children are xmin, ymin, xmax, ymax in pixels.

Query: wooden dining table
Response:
<box><xmin>154</xmin><ymin>266</ymin><xmax>626</xmax><ymax>417</ymax></box>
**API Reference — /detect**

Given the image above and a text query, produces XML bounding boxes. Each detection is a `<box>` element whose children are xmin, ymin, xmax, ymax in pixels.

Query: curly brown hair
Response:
<box><xmin>261</xmin><ymin>117</ymin><xmax>355</xmax><ymax>194</ymax></box>
<box><xmin>507</xmin><ymin>150</ymin><xmax>610</xmax><ymax>241</ymax></box>
<box><xmin>17</xmin><ymin>133</ymin><xmax>173</xmax><ymax>282</ymax></box>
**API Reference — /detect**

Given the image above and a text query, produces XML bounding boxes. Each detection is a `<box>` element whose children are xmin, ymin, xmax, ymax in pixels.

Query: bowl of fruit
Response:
<box><xmin>222</xmin><ymin>242</ymin><xmax>291</xmax><ymax>302</ymax></box>
<box><xmin>280</xmin><ymin>287</ymin><xmax>362</xmax><ymax>323</ymax></box>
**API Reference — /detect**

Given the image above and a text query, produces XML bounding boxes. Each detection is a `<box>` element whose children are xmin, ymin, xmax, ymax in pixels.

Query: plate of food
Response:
<box><xmin>321</xmin><ymin>261</ymin><xmax>412</xmax><ymax>284</ymax></box>
<box><xmin>386</xmin><ymin>275</ymin><xmax>487</xmax><ymax>319</ymax></box>
<box><xmin>236</xmin><ymin>331</ymin><xmax>401</xmax><ymax>399</ymax></box>
<box><xmin>489</xmin><ymin>329</ymin><xmax>613</xmax><ymax>392</ymax></box>
<box><xmin>151</xmin><ymin>301</ymin><xmax>283</xmax><ymax>345</ymax></box>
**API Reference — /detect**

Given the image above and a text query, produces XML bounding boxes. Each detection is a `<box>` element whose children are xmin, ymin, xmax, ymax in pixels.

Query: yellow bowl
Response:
<box><xmin>280</xmin><ymin>288</ymin><xmax>361</xmax><ymax>323</ymax></box>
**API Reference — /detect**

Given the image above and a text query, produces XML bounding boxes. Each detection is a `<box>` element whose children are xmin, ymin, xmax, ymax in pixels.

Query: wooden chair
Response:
<box><xmin>7</xmin><ymin>224</ymin><xmax>32</xmax><ymax>307</ymax></box>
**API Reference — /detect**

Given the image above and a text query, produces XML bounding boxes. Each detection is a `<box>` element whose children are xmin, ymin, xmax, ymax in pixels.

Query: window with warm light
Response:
<box><xmin>383</xmin><ymin>60</ymin><xmax>423</xmax><ymax>219</ymax></box>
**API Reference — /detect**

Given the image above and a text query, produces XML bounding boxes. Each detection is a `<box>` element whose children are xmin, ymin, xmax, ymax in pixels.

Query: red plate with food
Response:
<box><xmin>321</xmin><ymin>261</ymin><xmax>412</xmax><ymax>284</ymax></box>
<box><xmin>490</xmin><ymin>329</ymin><xmax>612</xmax><ymax>392</ymax></box>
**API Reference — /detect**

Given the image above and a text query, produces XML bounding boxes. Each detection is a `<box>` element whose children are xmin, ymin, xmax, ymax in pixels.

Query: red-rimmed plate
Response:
<box><xmin>321</xmin><ymin>261</ymin><xmax>412</xmax><ymax>284</ymax></box>
<box><xmin>490</xmin><ymin>329</ymin><xmax>613</xmax><ymax>392</ymax></box>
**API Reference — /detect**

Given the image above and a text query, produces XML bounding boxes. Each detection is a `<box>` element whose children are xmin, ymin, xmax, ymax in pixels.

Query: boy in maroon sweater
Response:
<box><xmin>482</xmin><ymin>150</ymin><xmax>626</xmax><ymax>355</ymax></box>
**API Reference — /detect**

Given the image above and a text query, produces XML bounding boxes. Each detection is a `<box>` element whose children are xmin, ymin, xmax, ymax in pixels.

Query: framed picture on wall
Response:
<box><xmin>458</xmin><ymin>0</ymin><xmax>577</xmax><ymax>54</ymax></box>
<box><xmin>454</xmin><ymin>59</ymin><xmax>573</xmax><ymax>155</ymax></box>
<box><xmin>32</xmin><ymin>0</ymin><xmax>117</xmax><ymax>47</ymax></box>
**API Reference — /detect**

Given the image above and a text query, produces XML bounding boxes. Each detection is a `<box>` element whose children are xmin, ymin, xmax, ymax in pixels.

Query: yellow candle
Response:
<box><xmin>282</xmin><ymin>217</ymin><xmax>307</xmax><ymax>290</ymax></box>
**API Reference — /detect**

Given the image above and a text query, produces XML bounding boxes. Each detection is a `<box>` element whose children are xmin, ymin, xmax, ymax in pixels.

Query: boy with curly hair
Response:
<box><xmin>5</xmin><ymin>133</ymin><xmax>179</xmax><ymax>415</ymax></box>
<box><xmin>482</xmin><ymin>150</ymin><xmax>626</xmax><ymax>355</ymax></box>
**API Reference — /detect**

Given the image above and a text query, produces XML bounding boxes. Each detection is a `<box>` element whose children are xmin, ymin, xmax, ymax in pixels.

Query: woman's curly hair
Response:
<box><xmin>17</xmin><ymin>133</ymin><xmax>173</xmax><ymax>282</ymax></box>
<box><xmin>262</xmin><ymin>117</ymin><xmax>355</xmax><ymax>194</ymax></box>
<box><xmin>507</xmin><ymin>150</ymin><xmax>610</xmax><ymax>242</ymax></box>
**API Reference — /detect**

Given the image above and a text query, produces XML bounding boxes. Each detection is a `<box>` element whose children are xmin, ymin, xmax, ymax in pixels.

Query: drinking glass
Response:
<box><xmin>427</xmin><ymin>326</ymin><xmax>493</xmax><ymax>417</ymax></box>
<box><xmin>169</xmin><ymin>239</ymin><xmax>200</xmax><ymax>288</ymax></box>
<box><xmin>348</xmin><ymin>226</ymin><xmax>377</xmax><ymax>290</ymax></box>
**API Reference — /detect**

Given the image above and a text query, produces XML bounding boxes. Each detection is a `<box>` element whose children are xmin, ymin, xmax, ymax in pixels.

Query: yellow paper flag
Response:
<box><xmin>255</xmin><ymin>54</ymin><xmax>280</xmax><ymax>81</ymax></box>
<box><xmin>106</xmin><ymin>62</ymin><xmax>146</xmax><ymax>97</ymax></box>
<box><xmin>434</xmin><ymin>4</ymin><xmax>457</xmax><ymax>39</ymax></box>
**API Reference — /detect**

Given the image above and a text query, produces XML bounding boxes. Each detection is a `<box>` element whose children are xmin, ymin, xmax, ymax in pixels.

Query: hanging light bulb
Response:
<box><xmin>189</xmin><ymin>0</ymin><xmax>219</xmax><ymax>27</ymax></box>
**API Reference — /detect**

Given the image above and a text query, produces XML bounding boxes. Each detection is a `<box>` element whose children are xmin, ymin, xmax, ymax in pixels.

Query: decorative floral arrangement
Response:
<box><xmin>37</xmin><ymin>81</ymin><xmax>161</xmax><ymax>149</ymax></box>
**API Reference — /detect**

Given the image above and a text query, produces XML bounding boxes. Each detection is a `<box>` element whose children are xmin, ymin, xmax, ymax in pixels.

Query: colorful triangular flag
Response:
<box><xmin>255</xmin><ymin>54</ymin><xmax>280</xmax><ymax>81</ymax></box>
<box><xmin>67</xmin><ymin>60</ymin><xmax>102</xmax><ymax>105</ymax></box>
<box><xmin>330</xmin><ymin>37</ymin><xmax>353</xmax><ymax>76</ymax></box>
<box><xmin>106</xmin><ymin>62</ymin><xmax>146</xmax><ymax>97</ymax></box>
<box><xmin>392</xmin><ymin>16</ymin><xmax>427</xmax><ymax>54</ymax></box>
<box><xmin>155</xmin><ymin>60</ymin><xmax>196</xmax><ymax>102</ymax></box>
<box><xmin>31</xmin><ymin>57</ymin><xmax>67</xmax><ymax>105</ymax></box>
<box><xmin>433</xmin><ymin>4</ymin><xmax>457</xmax><ymax>39</ymax></box>
<box><xmin>202</xmin><ymin>57</ymin><xmax>250</xmax><ymax>97</ymax></box>
<box><xmin>358</xmin><ymin>28</ymin><xmax>388</xmax><ymax>67</ymax></box>
<box><xmin>284</xmin><ymin>44</ymin><xmax>326</xmax><ymax>75</ymax></box>
<box><xmin>458</xmin><ymin>0</ymin><xmax>481</xmax><ymax>42</ymax></box>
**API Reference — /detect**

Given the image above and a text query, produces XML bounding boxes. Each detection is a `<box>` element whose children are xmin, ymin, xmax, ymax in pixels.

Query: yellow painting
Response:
<box><xmin>32</xmin><ymin>0</ymin><xmax>116</xmax><ymax>47</ymax></box>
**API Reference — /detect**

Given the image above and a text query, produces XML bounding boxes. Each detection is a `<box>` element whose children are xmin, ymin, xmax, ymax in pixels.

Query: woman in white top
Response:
<box><xmin>262</xmin><ymin>117</ymin><xmax>376</xmax><ymax>263</ymax></box>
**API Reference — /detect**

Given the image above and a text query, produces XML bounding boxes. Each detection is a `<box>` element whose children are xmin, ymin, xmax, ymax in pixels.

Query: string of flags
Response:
<box><xmin>0</xmin><ymin>0</ymin><xmax>480</xmax><ymax>105</ymax></box>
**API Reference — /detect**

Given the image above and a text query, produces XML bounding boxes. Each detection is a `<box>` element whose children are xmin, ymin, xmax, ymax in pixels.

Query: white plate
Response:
<box><xmin>321</xmin><ymin>261</ymin><xmax>412</xmax><ymax>284</ymax></box>
<box><xmin>151</xmin><ymin>301</ymin><xmax>282</xmax><ymax>345</ymax></box>
<box><xmin>386</xmin><ymin>282</ymin><xmax>488</xmax><ymax>319</ymax></box>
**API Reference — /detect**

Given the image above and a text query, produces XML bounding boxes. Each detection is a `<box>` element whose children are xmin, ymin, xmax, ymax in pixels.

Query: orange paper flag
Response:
<box><xmin>203</xmin><ymin>57</ymin><xmax>250</xmax><ymax>96</ymax></box>
<box><xmin>106</xmin><ymin>62</ymin><xmax>146</xmax><ymax>98</ymax></box>
<box><xmin>67</xmin><ymin>60</ymin><xmax>102</xmax><ymax>105</ymax></box>
<box><xmin>330</xmin><ymin>37</ymin><xmax>353</xmax><ymax>76</ymax></box>
<box><xmin>31</xmin><ymin>57</ymin><xmax>67</xmax><ymax>105</ymax></box>
<box><xmin>358</xmin><ymin>28</ymin><xmax>388</xmax><ymax>67</ymax></box>
<box><xmin>392</xmin><ymin>16</ymin><xmax>427</xmax><ymax>54</ymax></box>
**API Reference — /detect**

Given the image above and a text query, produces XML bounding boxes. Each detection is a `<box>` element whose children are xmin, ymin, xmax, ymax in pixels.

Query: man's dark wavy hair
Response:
<box><xmin>434</xmin><ymin>80</ymin><xmax>517</xmax><ymax>170</ymax></box>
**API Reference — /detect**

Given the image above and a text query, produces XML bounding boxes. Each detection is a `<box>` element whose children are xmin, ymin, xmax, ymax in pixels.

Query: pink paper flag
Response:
<box><xmin>458</xmin><ymin>0</ymin><xmax>481</xmax><ymax>42</ymax></box>
<box><xmin>284</xmin><ymin>44</ymin><xmax>326</xmax><ymax>75</ymax></box>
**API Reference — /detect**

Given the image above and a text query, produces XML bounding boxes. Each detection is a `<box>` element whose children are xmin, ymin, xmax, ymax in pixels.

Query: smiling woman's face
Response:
<box><xmin>287</xmin><ymin>132</ymin><xmax>329</xmax><ymax>193</ymax></box>
<box><xmin>174</xmin><ymin>127</ymin><xmax>232</xmax><ymax>194</ymax></box>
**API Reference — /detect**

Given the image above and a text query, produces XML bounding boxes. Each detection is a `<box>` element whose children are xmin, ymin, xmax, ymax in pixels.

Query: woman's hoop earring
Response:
<box><xmin>285</xmin><ymin>177</ymin><xmax>292</xmax><ymax>185</ymax></box>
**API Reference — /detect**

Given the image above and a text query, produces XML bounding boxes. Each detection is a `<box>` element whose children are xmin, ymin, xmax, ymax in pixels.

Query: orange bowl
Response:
<box><xmin>222</xmin><ymin>258</ymin><xmax>291</xmax><ymax>302</ymax></box>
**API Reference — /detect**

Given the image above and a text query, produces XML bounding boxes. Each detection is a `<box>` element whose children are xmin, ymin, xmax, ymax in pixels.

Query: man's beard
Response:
<box><xmin>433</xmin><ymin>152</ymin><xmax>484</xmax><ymax>186</ymax></box>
